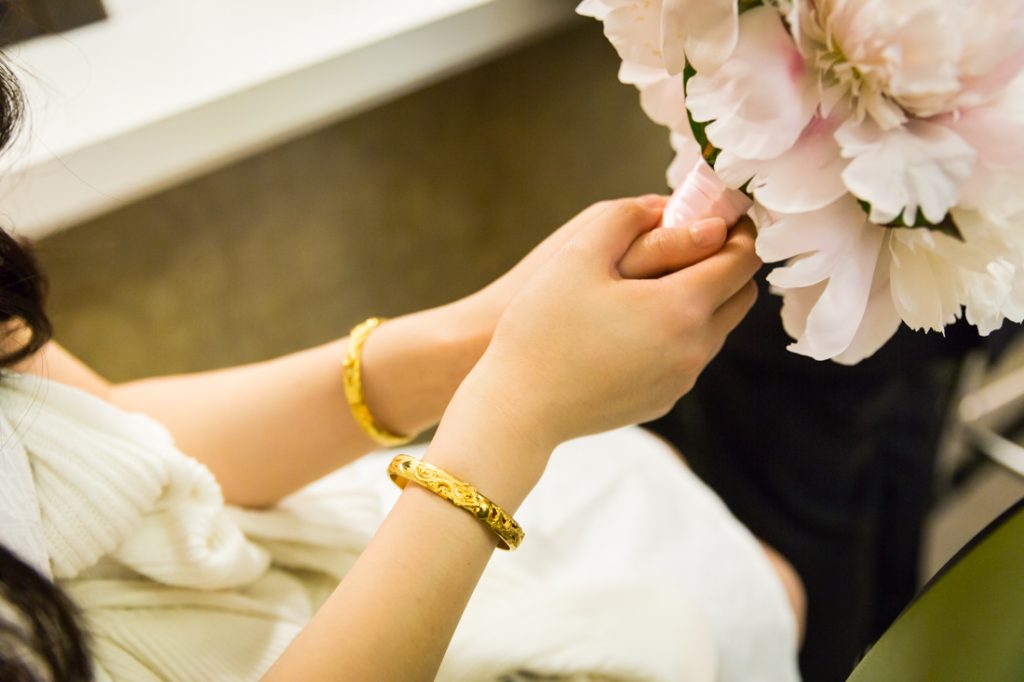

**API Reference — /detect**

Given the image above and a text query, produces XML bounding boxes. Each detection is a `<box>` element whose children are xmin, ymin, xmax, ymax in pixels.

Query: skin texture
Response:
<box><xmin>15</xmin><ymin>197</ymin><xmax>804</xmax><ymax>677</ymax></box>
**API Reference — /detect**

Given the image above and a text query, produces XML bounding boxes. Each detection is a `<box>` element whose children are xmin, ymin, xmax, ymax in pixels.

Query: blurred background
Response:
<box><xmin>2</xmin><ymin>1</ymin><xmax>1022</xmax><ymax>680</ymax></box>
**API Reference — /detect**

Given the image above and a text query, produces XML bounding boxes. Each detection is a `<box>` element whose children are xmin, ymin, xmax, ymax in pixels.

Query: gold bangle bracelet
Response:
<box><xmin>343</xmin><ymin>317</ymin><xmax>414</xmax><ymax>447</ymax></box>
<box><xmin>387</xmin><ymin>455</ymin><xmax>525</xmax><ymax>551</ymax></box>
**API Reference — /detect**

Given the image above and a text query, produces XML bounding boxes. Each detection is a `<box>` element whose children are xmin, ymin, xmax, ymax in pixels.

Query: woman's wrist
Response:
<box><xmin>423</xmin><ymin>364</ymin><xmax>552</xmax><ymax>512</ymax></box>
<box><xmin>357</xmin><ymin>302</ymin><xmax>491</xmax><ymax>437</ymax></box>
<box><xmin>425</xmin><ymin>354</ymin><xmax>556</xmax><ymax>512</ymax></box>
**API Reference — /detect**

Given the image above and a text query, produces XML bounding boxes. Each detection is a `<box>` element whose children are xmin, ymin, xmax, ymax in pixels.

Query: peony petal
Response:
<box><xmin>666</xmin><ymin>132</ymin><xmax>702</xmax><ymax>189</ymax></box>
<box><xmin>837</xmin><ymin>118</ymin><xmax>976</xmax><ymax>224</ymax></box>
<box><xmin>619</xmin><ymin>62</ymin><xmax>688</xmax><ymax>133</ymax></box>
<box><xmin>769</xmin><ymin>251</ymin><xmax>843</xmax><ymax>290</ymax></box>
<box><xmin>777</xmin><ymin>281</ymin><xmax>827</xmax><ymax>344</ymax></box>
<box><xmin>787</xmin><ymin>220</ymin><xmax>887</xmax><ymax>360</ymax></box>
<box><xmin>940</xmin><ymin>74</ymin><xmax>1024</xmax><ymax>208</ymax></box>
<box><xmin>600</xmin><ymin>1</ymin><xmax>666</xmax><ymax>69</ymax></box>
<box><xmin>964</xmin><ymin>260</ymin><xmax>1019</xmax><ymax>335</ymax></box>
<box><xmin>714</xmin><ymin>149</ymin><xmax>759</xmax><ymax>191</ymax></box>
<box><xmin>576</xmin><ymin>0</ymin><xmax>614</xmax><ymax>19</ymax></box>
<box><xmin>756</xmin><ymin>195</ymin><xmax>868</xmax><ymax>266</ymax></box>
<box><xmin>956</xmin><ymin>0</ymin><xmax>1024</xmax><ymax>106</ymax></box>
<box><xmin>960</xmin><ymin>48</ymin><xmax>1024</xmax><ymax>106</ymax></box>
<box><xmin>887</xmin><ymin>229</ymin><xmax>982</xmax><ymax>332</ymax></box>
<box><xmin>716</xmin><ymin>114</ymin><xmax>847</xmax><ymax>214</ymax></box>
<box><xmin>879</xmin><ymin>4</ymin><xmax>963</xmax><ymax>116</ymax></box>
<box><xmin>961</xmin><ymin>169</ymin><xmax>1024</xmax><ymax>216</ymax></box>
<box><xmin>943</xmin><ymin>74</ymin><xmax>1024</xmax><ymax>167</ymax></box>
<box><xmin>953</xmin><ymin>207</ymin><xmax>1024</xmax><ymax>335</ymax></box>
<box><xmin>833</xmin><ymin>247</ymin><xmax>902</xmax><ymax>365</ymax></box>
<box><xmin>660</xmin><ymin>0</ymin><xmax>739</xmax><ymax>75</ymax></box>
<box><xmin>757</xmin><ymin>196</ymin><xmax>887</xmax><ymax>360</ymax></box>
<box><xmin>686</xmin><ymin>7</ymin><xmax>818</xmax><ymax>161</ymax></box>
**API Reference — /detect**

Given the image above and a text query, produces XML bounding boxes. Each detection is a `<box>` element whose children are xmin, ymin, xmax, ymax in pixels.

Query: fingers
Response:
<box><xmin>578</xmin><ymin>197</ymin><xmax>667</xmax><ymax>264</ymax></box>
<box><xmin>711</xmin><ymin>279</ymin><xmax>759</xmax><ymax>337</ymax></box>
<box><xmin>618</xmin><ymin>217</ymin><xmax>728</xmax><ymax>279</ymax></box>
<box><xmin>663</xmin><ymin>217</ymin><xmax>761</xmax><ymax>309</ymax></box>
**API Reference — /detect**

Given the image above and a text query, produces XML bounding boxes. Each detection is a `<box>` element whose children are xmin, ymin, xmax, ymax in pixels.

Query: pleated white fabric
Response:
<box><xmin>0</xmin><ymin>410</ymin><xmax>49</xmax><ymax>577</ymax></box>
<box><xmin>0</xmin><ymin>372</ymin><xmax>799</xmax><ymax>682</ymax></box>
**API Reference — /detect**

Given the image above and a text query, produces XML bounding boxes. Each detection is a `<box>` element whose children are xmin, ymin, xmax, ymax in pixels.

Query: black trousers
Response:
<box><xmin>646</xmin><ymin>278</ymin><xmax>984</xmax><ymax>681</ymax></box>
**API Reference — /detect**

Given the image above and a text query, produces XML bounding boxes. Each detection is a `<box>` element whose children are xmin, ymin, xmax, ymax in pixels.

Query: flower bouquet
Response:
<box><xmin>579</xmin><ymin>0</ymin><xmax>1024</xmax><ymax>364</ymax></box>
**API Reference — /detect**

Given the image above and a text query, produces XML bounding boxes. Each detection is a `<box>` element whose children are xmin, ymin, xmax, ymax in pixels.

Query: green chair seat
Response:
<box><xmin>847</xmin><ymin>498</ymin><xmax>1024</xmax><ymax>681</ymax></box>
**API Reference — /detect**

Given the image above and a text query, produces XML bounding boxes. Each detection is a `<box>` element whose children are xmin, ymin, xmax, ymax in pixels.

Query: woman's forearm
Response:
<box><xmin>28</xmin><ymin>201</ymin><xmax>710</xmax><ymax>509</ymax></box>
<box><xmin>262</xmin><ymin>363</ymin><xmax>550</xmax><ymax>681</ymax></box>
<box><xmin>109</xmin><ymin>301</ymin><xmax>492</xmax><ymax>507</ymax></box>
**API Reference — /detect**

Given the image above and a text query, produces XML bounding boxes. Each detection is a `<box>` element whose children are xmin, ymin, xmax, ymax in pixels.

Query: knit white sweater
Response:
<box><xmin>0</xmin><ymin>373</ymin><xmax>799</xmax><ymax>681</ymax></box>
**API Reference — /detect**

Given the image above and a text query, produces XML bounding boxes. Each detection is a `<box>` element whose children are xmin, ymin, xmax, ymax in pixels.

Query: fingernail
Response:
<box><xmin>639</xmin><ymin>194</ymin><xmax>665</xmax><ymax>208</ymax></box>
<box><xmin>689</xmin><ymin>217</ymin><xmax>727</xmax><ymax>248</ymax></box>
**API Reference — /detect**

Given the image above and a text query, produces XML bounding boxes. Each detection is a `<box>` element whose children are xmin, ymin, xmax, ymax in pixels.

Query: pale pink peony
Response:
<box><xmin>686</xmin><ymin>6</ymin><xmax>819</xmax><ymax>161</ymax></box>
<box><xmin>578</xmin><ymin>0</ymin><xmax>743</xmax><ymax>75</ymax></box>
<box><xmin>577</xmin><ymin>0</ymin><xmax>690</xmax><ymax>139</ymax></box>
<box><xmin>580</xmin><ymin>0</ymin><xmax>1024</xmax><ymax>363</ymax></box>
<box><xmin>790</xmin><ymin>0</ymin><xmax>1024</xmax><ymax>126</ymax></box>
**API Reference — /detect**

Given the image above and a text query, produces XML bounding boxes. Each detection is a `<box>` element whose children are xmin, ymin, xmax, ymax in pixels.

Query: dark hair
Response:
<box><xmin>0</xmin><ymin>37</ymin><xmax>50</xmax><ymax>368</ymax></box>
<box><xmin>0</xmin><ymin>230</ymin><xmax>52</xmax><ymax>366</ymax></box>
<box><xmin>0</xmin><ymin>546</ymin><xmax>91</xmax><ymax>682</ymax></box>
<box><xmin>0</xmin><ymin>16</ymin><xmax>92</xmax><ymax>682</ymax></box>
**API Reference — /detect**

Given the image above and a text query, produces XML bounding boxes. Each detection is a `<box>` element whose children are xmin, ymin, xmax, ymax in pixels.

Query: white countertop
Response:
<box><xmin>0</xmin><ymin>0</ymin><xmax>577</xmax><ymax>238</ymax></box>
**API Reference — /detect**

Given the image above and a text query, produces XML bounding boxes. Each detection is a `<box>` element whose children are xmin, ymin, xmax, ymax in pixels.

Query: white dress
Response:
<box><xmin>0</xmin><ymin>372</ymin><xmax>800</xmax><ymax>681</ymax></box>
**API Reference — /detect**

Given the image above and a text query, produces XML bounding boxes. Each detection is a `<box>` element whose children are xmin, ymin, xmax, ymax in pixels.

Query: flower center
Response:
<box><xmin>800</xmin><ymin>3</ymin><xmax>907</xmax><ymax>129</ymax></box>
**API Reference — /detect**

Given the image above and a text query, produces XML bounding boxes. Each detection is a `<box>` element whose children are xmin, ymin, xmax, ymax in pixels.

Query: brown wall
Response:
<box><xmin>35</xmin><ymin>22</ymin><xmax>671</xmax><ymax>380</ymax></box>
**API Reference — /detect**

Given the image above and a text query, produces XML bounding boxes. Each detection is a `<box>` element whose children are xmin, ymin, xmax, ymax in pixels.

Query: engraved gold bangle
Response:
<box><xmin>343</xmin><ymin>317</ymin><xmax>414</xmax><ymax>447</ymax></box>
<box><xmin>387</xmin><ymin>454</ymin><xmax>525</xmax><ymax>551</ymax></box>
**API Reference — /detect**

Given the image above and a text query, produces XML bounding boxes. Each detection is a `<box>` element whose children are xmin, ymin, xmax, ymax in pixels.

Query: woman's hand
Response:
<box><xmin>450</xmin><ymin>197</ymin><xmax>760</xmax><ymax>463</ymax></box>
<box><xmin>266</xmin><ymin>200</ymin><xmax>756</xmax><ymax>682</ymax></box>
<box><xmin>360</xmin><ymin>198</ymin><xmax>730</xmax><ymax>438</ymax></box>
<box><xmin>458</xmin><ymin>195</ymin><xmax>731</xmax><ymax>343</ymax></box>
<box><xmin>88</xmin><ymin>195</ymin><xmax>736</xmax><ymax>509</ymax></box>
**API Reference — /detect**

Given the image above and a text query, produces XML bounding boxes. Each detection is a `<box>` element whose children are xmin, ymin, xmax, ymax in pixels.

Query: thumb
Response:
<box><xmin>584</xmin><ymin>197</ymin><xmax>665</xmax><ymax>265</ymax></box>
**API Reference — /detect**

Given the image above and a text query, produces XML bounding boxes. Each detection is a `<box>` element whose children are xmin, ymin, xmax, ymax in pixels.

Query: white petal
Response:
<box><xmin>666</xmin><ymin>132</ymin><xmax>702</xmax><ymax>189</ymax></box>
<box><xmin>576</xmin><ymin>0</ymin><xmax>615</xmax><ymax>19</ymax></box>
<box><xmin>661</xmin><ymin>0</ymin><xmax>739</xmax><ymax>74</ymax></box>
<box><xmin>756</xmin><ymin>195</ymin><xmax>867</xmax><ymax>267</ymax></box>
<box><xmin>714</xmin><ymin>149</ymin><xmax>758</xmax><ymax>191</ymax></box>
<box><xmin>940</xmin><ymin>75</ymin><xmax>1024</xmax><ymax>170</ymax></box>
<box><xmin>888</xmin><ymin>229</ymin><xmax>977</xmax><ymax>332</ymax></box>
<box><xmin>837</xmin><ymin>119</ymin><xmax>976</xmax><ymax>224</ymax></box>
<box><xmin>940</xmin><ymin>75</ymin><xmax>1024</xmax><ymax>208</ymax></box>
<box><xmin>881</xmin><ymin>5</ymin><xmax>963</xmax><ymax>116</ymax></box>
<box><xmin>953</xmin><ymin>207</ymin><xmax>1024</xmax><ymax>334</ymax></box>
<box><xmin>956</xmin><ymin>0</ymin><xmax>1024</xmax><ymax>106</ymax></box>
<box><xmin>686</xmin><ymin>7</ymin><xmax>818</xmax><ymax>161</ymax></box>
<box><xmin>619</xmin><ymin>62</ymin><xmax>687</xmax><ymax>133</ymax></box>
<box><xmin>833</xmin><ymin>247</ymin><xmax>902</xmax><ymax>365</ymax></box>
<box><xmin>777</xmin><ymin>281</ymin><xmax>827</xmax><ymax>343</ymax></box>
<box><xmin>717</xmin><ymin>114</ymin><xmax>847</xmax><ymax>214</ymax></box>
<box><xmin>964</xmin><ymin>260</ymin><xmax>1018</xmax><ymax>335</ymax></box>
<box><xmin>787</xmin><ymin>221</ymin><xmax>887</xmax><ymax>360</ymax></box>
<box><xmin>586</xmin><ymin>0</ymin><xmax>666</xmax><ymax>69</ymax></box>
<box><xmin>769</xmin><ymin>250</ymin><xmax>844</xmax><ymax>290</ymax></box>
<box><xmin>959</xmin><ymin>48</ymin><xmax>1024</xmax><ymax>107</ymax></box>
<box><xmin>757</xmin><ymin>197</ymin><xmax>888</xmax><ymax>360</ymax></box>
